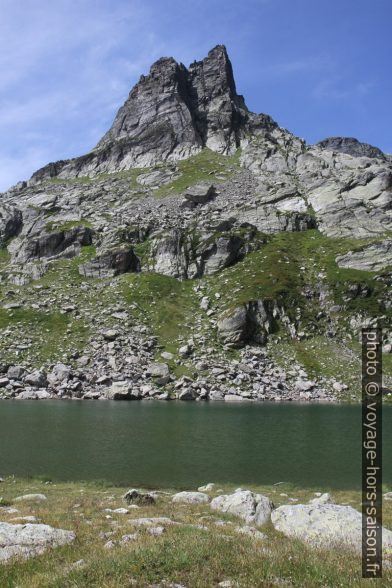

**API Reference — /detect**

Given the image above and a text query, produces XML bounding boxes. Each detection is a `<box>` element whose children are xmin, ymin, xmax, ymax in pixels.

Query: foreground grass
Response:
<box><xmin>0</xmin><ymin>478</ymin><xmax>391</xmax><ymax>587</ymax></box>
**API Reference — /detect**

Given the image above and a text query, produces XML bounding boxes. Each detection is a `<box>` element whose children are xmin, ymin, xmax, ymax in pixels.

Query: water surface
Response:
<box><xmin>0</xmin><ymin>401</ymin><xmax>390</xmax><ymax>489</ymax></box>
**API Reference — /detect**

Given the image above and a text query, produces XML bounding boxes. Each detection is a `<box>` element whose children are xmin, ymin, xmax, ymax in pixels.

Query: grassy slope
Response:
<box><xmin>0</xmin><ymin>478</ymin><xmax>391</xmax><ymax>587</ymax></box>
<box><xmin>0</xmin><ymin>228</ymin><xmax>391</xmax><ymax>392</ymax></box>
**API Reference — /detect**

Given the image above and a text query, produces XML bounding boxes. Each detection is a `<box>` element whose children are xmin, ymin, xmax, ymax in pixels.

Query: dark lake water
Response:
<box><xmin>0</xmin><ymin>400</ymin><xmax>391</xmax><ymax>489</ymax></box>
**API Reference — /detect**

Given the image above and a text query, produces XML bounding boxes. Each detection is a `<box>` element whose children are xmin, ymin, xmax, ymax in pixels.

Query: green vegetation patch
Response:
<box><xmin>0</xmin><ymin>247</ymin><xmax>11</xmax><ymax>268</ymax></box>
<box><xmin>0</xmin><ymin>307</ymin><xmax>88</xmax><ymax>365</ymax></box>
<box><xmin>120</xmin><ymin>272</ymin><xmax>199</xmax><ymax>356</ymax></box>
<box><xmin>154</xmin><ymin>148</ymin><xmax>241</xmax><ymax>197</ymax></box>
<box><xmin>45</xmin><ymin>218</ymin><xmax>93</xmax><ymax>233</ymax></box>
<box><xmin>205</xmin><ymin>229</ymin><xmax>391</xmax><ymax>325</ymax></box>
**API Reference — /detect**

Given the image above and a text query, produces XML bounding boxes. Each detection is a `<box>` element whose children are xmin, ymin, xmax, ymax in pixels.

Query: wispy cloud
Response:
<box><xmin>312</xmin><ymin>77</ymin><xmax>375</xmax><ymax>100</ymax></box>
<box><xmin>255</xmin><ymin>54</ymin><xmax>334</xmax><ymax>78</ymax></box>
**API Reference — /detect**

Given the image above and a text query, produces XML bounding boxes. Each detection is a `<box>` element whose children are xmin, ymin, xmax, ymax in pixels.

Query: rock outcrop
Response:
<box><xmin>0</xmin><ymin>206</ymin><xmax>22</xmax><ymax>246</ymax></box>
<box><xmin>14</xmin><ymin>226</ymin><xmax>93</xmax><ymax>263</ymax></box>
<box><xmin>336</xmin><ymin>240</ymin><xmax>392</xmax><ymax>272</ymax></box>
<box><xmin>79</xmin><ymin>248</ymin><xmax>140</xmax><ymax>278</ymax></box>
<box><xmin>217</xmin><ymin>300</ymin><xmax>276</xmax><ymax>347</ymax></box>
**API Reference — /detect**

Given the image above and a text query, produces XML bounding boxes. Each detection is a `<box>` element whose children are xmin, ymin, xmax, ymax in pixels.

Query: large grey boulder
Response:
<box><xmin>210</xmin><ymin>490</ymin><xmax>274</xmax><ymax>526</ymax></box>
<box><xmin>197</xmin><ymin>235</ymin><xmax>245</xmax><ymax>275</ymax></box>
<box><xmin>217</xmin><ymin>306</ymin><xmax>249</xmax><ymax>347</ymax></box>
<box><xmin>123</xmin><ymin>489</ymin><xmax>155</xmax><ymax>506</ymax></box>
<box><xmin>136</xmin><ymin>167</ymin><xmax>179</xmax><ymax>187</ymax></box>
<box><xmin>16</xmin><ymin>390</ymin><xmax>52</xmax><ymax>400</ymax></box>
<box><xmin>271</xmin><ymin>503</ymin><xmax>392</xmax><ymax>554</ymax></box>
<box><xmin>106</xmin><ymin>381</ymin><xmax>136</xmax><ymax>400</ymax></box>
<box><xmin>146</xmin><ymin>362</ymin><xmax>170</xmax><ymax>384</ymax></box>
<box><xmin>7</xmin><ymin>365</ymin><xmax>26</xmax><ymax>381</ymax></box>
<box><xmin>150</xmin><ymin>230</ymin><xmax>189</xmax><ymax>278</ymax></box>
<box><xmin>79</xmin><ymin>248</ymin><xmax>140</xmax><ymax>278</ymax></box>
<box><xmin>183</xmin><ymin>183</ymin><xmax>216</xmax><ymax>205</ymax></box>
<box><xmin>24</xmin><ymin>370</ymin><xmax>48</xmax><ymax>388</ymax></box>
<box><xmin>0</xmin><ymin>522</ymin><xmax>75</xmax><ymax>562</ymax></box>
<box><xmin>150</xmin><ymin>228</ymin><xmax>252</xmax><ymax>279</ymax></box>
<box><xmin>14</xmin><ymin>494</ymin><xmax>47</xmax><ymax>503</ymax></box>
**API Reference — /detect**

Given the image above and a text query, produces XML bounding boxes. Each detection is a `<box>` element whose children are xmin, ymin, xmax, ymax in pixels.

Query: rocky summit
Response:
<box><xmin>0</xmin><ymin>44</ymin><xmax>391</xmax><ymax>402</ymax></box>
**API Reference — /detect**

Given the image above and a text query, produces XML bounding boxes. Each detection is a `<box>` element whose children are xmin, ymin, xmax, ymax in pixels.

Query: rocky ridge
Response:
<box><xmin>0</xmin><ymin>45</ymin><xmax>391</xmax><ymax>402</ymax></box>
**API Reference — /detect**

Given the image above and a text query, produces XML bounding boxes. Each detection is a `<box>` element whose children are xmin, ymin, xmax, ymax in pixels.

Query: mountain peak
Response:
<box><xmin>30</xmin><ymin>45</ymin><xmax>267</xmax><ymax>183</ymax></box>
<box><xmin>316</xmin><ymin>136</ymin><xmax>385</xmax><ymax>160</ymax></box>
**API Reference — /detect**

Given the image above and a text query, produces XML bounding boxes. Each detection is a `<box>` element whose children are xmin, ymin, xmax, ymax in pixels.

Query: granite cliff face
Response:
<box><xmin>0</xmin><ymin>45</ymin><xmax>391</xmax><ymax>402</ymax></box>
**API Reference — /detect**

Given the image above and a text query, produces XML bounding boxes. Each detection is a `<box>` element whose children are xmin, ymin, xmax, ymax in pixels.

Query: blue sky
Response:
<box><xmin>0</xmin><ymin>0</ymin><xmax>391</xmax><ymax>191</ymax></box>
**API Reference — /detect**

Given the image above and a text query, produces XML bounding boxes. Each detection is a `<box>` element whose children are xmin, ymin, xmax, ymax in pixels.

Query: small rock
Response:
<box><xmin>198</xmin><ymin>483</ymin><xmax>215</xmax><ymax>492</ymax></box>
<box><xmin>129</xmin><ymin>517</ymin><xmax>177</xmax><ymax>527</ymax></box>
<box><xmin>103</xmin><ymin>330</ymin><xmax>119</xmax><ymax>341</ymax></box>
<box><xmin>123</xmin><ymin>489</ymin><xmax>156</xmax><ymax>506</ymax></box>
<box><xmin>104</xmin><ymin>508</ymin><xmax>129</xmax><ymax>514</ymax></box>
<box><xmin>309</xmin><ymin>493</ymin><xmax>335</xmax><ymax>505</ymax></box>
<box><xmin>172</xmin><ymin>491</ymin><xmax>210</xmax><ymax>505</ymax></box>
<box><xmin>120</xmin><ymin>533</ymin><xmax>139</xmax><ymax>543</ymax></box>
<box><xmin>235</xmin><ymin>525</ymin><xmax>266</xmax><ymax>540</ymax></box>
<box><xmin>14</xmin><ymin>494</ymin><xmax>47</xmax><ymax>503</ymax></box>
<box><xmin>148</xmin><ymin>526</ymin><xmax>165</xmax><ymax>536</ymax></box>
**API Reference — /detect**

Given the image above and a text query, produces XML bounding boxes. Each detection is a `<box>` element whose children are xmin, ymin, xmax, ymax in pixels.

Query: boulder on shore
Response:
<box><xmin>0</xmin><ymin>522</ymin><xmax>75</xmax><ymax>562</ymax></box>
<box><xmin>210</xmin><ymin>490</ymin><xmax>274</xmax><ymax>526</ymax></box>
<box><xmin>123</xmin><ymin>489</ymin><xmax>156</xmax><ymax>506</ymax></box>
<box><xmin>271</xmin><ymin>503</ymin><xmax>392</xmax><ymax>554</ymax></box>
